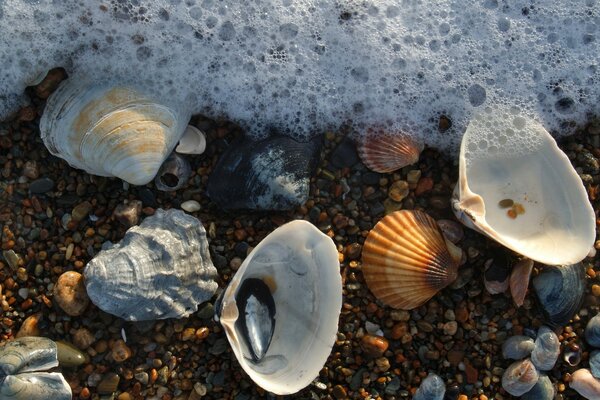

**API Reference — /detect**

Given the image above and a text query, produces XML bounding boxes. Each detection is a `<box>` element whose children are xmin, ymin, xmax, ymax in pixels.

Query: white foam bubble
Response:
<box><xmin>0</xmin><ymin>0</ymin><xmax>598</xmax><ymax>152</ymax></box>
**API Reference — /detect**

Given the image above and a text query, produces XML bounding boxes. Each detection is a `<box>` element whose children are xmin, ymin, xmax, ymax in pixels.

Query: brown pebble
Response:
<box><xmin>73</xmin><ymin>328</ymin><xmax>95</xmax><ymax>349</ymax></box>
<box><xmin>360</xmin><ymin>334</ymin><xmax>389</xmax><ymax>358</ymax></box>
<box><xmin>458</xmin><ymin>395</ymin><xmax>468</xmax><ymax>400</ymax></box>
<box><xmin>464</xmin><ymin>361</ymin><xmax>478</xmax><ymax>384</ymax></box>
<box><xmin>195</xmin><ymin>327</ymin><xmax>210</xmax><ymax>340</ymax></box>
<box><xmin>53</xmin><ymin>271</ymin><xmax>89</xmax><ymax>316</ymax></box>
<box><xmin>111</xmin><ymin>339</ymin><xmax>132</xmax><ymax>363</ymax></box>
<box><xmin>113</xmin><ymin>200</ymin><xmax>143</xmax><ymax>227</ymax></box>
<box><xmin>344</xmin><ymin>243</ymin><xmax>362</xmax><ymax>260</ymax></box>
<box><xmin>391</xmin><ymin>322</ymin><xmax>408</xmax><ymax>340</ymax></box>
<box><xmin>16</xmin><ymin>312</ymin><xmax>42</xmax><ymax>338</ymax></box>
<box><xmin>182</xmin><ymin>328</ymin><xmax>196</xmax><ymax>341</ymax></box>
<box><xmin>415</xmin><ymin>177</ymin><xmax>434</xmax><ymax>196</ymax></box>
<box><xmin>97</xmin><ymin>372</ymin><xmax>120</xmax><ymax>395</ymax></box>
<box><xmin>332</xmin><ymin>384</ymin><xmax>347</xmax><ymax>399</ymax></box>
<box><xmin>388</xmin><ymin>180</ymin><xmax>409</xmax><ymax>202</ymax></box>
<box><xmin>592</xmin><ymin>284</ymin><xmax>600</xmax><ymax>297</ymax></box>
<box><xmin>80</xmin><ymin>387</ymin><xmax>90</xmax><ymax>399</ymax></box>
<box><xmin>117</xmin><ymin>393</ymin><xmax>132</xmax><ymax>400</ymax></box>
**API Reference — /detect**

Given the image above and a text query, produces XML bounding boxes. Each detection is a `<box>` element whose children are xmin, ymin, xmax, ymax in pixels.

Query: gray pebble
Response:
<box><xmin>29</xmin><ymin>177</ymin><xmax>54</xmax><ymax>194</ymax></box>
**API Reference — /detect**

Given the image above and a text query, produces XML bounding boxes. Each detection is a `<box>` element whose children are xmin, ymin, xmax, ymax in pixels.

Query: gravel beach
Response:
<box><xmin>1</xmin><ymin>77</ymin><xmax>600</xmax><ymax>400</ymax></box>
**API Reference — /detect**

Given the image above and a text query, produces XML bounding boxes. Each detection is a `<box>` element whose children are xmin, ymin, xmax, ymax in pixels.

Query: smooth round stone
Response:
<box><xmin>57</xmin><ymin>341</ymin><xmax>89</xmax><ymax>367</ymax></box>
<box><xmin>97</xmin><ymin>372</ymin><xmax>120</xmax><ymax>394</ymax></box>
<box><xmin>590</xmin><ymin>350</ymin><xmax>600</xmax><ymax>378</ymax></box>
<box><xmin>181</xmin><ymin>200</ymin><xmax>201</xmax><ymax>212</ymax></box>
<box><xmin>53</xmin><ymin>271</ymin><xmax>89</xmax><ymax>316</ymax></box>
<box><xmin>29</xmin><ymin>177</ymin><xmax>55</xmax><ymax>194</ymax></box>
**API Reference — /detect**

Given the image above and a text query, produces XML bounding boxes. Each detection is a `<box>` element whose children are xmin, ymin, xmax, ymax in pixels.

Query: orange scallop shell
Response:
<box><xmin>362</xmin><ymin>210</ymin><xmax>459</xmax><ymax>309</ymax></box>
<box><xmin>357</xmin><ymin>128</ymin><xmax>423</xmax><ymax>173</ymax></box>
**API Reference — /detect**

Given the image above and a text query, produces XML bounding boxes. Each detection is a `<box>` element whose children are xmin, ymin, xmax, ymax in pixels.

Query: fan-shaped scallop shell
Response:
<box><xmin>362</xmin><ymin>210</ymin><xmax>459</xmax><ymax>310</ymax></box>
<box><xmin>356</xmin><ymin>127</ymin><xmax>423</xmax><ymax>173</ymax></box>
<box><xmin>40</xmin><ymin>79</ymin><xmax>190</xmax><ymax>185</ymax></box>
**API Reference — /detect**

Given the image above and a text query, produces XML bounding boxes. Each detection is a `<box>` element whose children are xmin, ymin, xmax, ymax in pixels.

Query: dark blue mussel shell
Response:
<box><xmin>207</xmin><ymin>135</ymin><xmax>322</xmax><ymax>210</ymax></box>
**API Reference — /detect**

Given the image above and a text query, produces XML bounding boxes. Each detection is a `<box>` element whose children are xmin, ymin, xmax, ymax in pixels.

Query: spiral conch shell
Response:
<box><xmin>362</xmin><ymin>210</ymin><xmax>459</xmax><ymax>310</ymax></box>
<box><xmin>40</xmin><ymin>79</ymin><xmax>190</xmax><ymax>185</ymax></box>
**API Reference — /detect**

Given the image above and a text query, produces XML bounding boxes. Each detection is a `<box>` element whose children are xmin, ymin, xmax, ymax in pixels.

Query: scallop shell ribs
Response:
<box><xmin>362</xmin><ymin>210</ymin><xmax>459</xmax><ymax>310</ymax></box>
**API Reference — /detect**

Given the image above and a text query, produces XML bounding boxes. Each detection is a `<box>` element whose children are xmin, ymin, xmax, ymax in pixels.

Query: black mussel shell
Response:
<box><xmin>532</xmin><ymin>263</ymin><xmax>585</xmax><ymax>328</ymax></box>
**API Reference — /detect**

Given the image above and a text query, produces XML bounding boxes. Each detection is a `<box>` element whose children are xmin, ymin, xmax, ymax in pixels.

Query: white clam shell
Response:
<box><xmin>176</xmin><ymin>125</ymin><xmax>207</xmax><ymax>155</ymax></box>
<box><xmin>452</xmin><ymin>108</ymin><xmax>595</xmax><ymax>265</ymax></box>
<box><xmin>84</xmin><ymin>209</ymin><xmax>218</xmax><ymax>321</ymax></box>
<box><xmin>217</xmin><ymin>220</ymin><xmax>342</xmax><ymax>395</ymax></box>
<box><xmin>40</xmin><ymin>79</ymin><xmax>190</xmax><ymax>185</ymax></box>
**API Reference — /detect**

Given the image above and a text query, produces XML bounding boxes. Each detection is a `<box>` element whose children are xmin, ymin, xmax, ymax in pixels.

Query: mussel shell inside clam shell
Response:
<box><xmin>235</xmin><ymin>278</ymin><xmax>276</xmax><ymax>362</ymax></box>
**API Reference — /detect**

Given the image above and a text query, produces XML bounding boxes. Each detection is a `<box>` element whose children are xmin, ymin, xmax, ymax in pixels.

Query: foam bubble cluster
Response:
<box><xmin>0</xmin><ymin>0</ymin><xmax>598</xmax><ymax>152</ymax></box>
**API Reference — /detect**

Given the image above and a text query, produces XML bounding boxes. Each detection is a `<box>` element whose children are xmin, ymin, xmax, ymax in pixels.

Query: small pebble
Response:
<box><xmin>181</xmin><ymin>200</ymin><xmax>201</xmax><ymax>212</ymax></box>
<box><xmin>53</xmin><ymin>271</ymin><xmax>89</xmax><ymax>316</ymax></box>
<box><xmin>360</xmin><ymin>334</ymin><xmax>389</xmax><ymax>358</ymax></box>
<box><xmin>97</xmin><ymin>372</ymin><xmax>120</xmax><ymax>394</ymax></box>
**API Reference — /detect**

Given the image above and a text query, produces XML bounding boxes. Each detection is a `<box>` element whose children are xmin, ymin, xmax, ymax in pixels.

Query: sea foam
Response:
<box><xmin>0</xmin><ymin>0</ymin><xmax>598</xmax><ymax>152</ymax></box>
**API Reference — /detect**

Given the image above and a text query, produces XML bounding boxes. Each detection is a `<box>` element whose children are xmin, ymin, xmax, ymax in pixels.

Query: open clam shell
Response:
<box><xmin>356</xmin><ymin>127</ymin><xmax>423</xmax><ymax>173</ymax></box>
<box><xmin>451</xmin><ymin>108</ymin><xmax>595</xmax><ymax>265</ymax></box>
<box><xmin>40</xmin><ymin>79</ymin><xmax>190</xmax><ymax>185</ymax></box>
<box><xmin>362</xmin><ymin>210</ymin><xmax>459</xmax><ymax>310</ymax></box>
<box><xmin>216</xmin><ymin>220</ymin><xmax>342</xmax><ymax>395</ymax></box>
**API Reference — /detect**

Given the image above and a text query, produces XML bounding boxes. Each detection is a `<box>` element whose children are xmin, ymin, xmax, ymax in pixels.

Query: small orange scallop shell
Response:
<box><xmin>356</xmin><ymin>127</ymin><xmax>423</xmax><ymax>173</ymax></box>
<box><xmin>362</xmin><ymin>210</ymin><xmax>459</xmax><ymax>309</ymax></box>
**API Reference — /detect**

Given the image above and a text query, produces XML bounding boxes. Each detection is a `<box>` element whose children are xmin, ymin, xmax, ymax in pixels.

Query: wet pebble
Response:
<box><xmin>181</xmin><ymin>200</ymin><xmax>201</xmax><ymax>212</ymax></box>
<box><xmin>111</xmin><ymin>339</ymin><xmax>132</xmax><ymax>363</ymax></box>
<box><xmin>360</xmin><ymin>334</ymin><xmax>389</xmax><ymax>358</ymax></box>
<box><xmin>97</xmin><ymin>372</ymin><xmax>120</xmax><ymax>394</ymax></box>
<box><xmin>29</xmin><ymin>177</ymin><xmax>54</xmax><ymax>194</ymax></box>
<box><xmin>2</xmin><ymin>249</ymin><xmax>21</xmax><ymax>270</ymax></box>
<box><xmin>73</xmin><ymin>328</ymin><xmax>95</xmax><ymax>349</ymax></box>
<box><xmin>53</xmin><ymin>271</ymin><xmax>89</xmax><ymax>316</ymax></box>
<box><xmin>113</xmin><ymin>200</ymin><xmax>142</xmax><ymax>227</ymax></box>
<box><xmin>71</xmin><ymin>201</ymin><xmax>93</xmax><ymax>222</ymax></box>
<box><xmin>57</xmin><ymin>341</ymin><xmax>89</xmax><ymax>367</ymax></box>
<box><xmin>330</xmin><ymin>137</ymin><xmax>359</xmax><ymax>168</ymax></box>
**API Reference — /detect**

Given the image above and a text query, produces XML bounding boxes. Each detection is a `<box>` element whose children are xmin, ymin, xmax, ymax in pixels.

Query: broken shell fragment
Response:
<box><xmin>362</xmin><ymin>210</ymin><xmax>459</xmax><ymax>310</ymax></box>
<box><xmin>175</xmin><ymin>125</ymin><xmax>206</xmax><ymax>155</ymax></box>
<box><xmin>84</xmin><ymin>209</ymin><xmax>218</xmax><ymax>321</ymax></box>
<box><xmin>216</xmin><ymin>220</ymin><xmax>342</xmax><ymax>395</ymax></box>
<box><xmin>0</xmin><ymin>337</ymin><xmax>72</xmax><ymax>400</ymax></box>
<box><xmin>533</xmin><ymin>263</ymin><xmax>585</xmax><ymax>328</ymax></box>
<box><xmin>39</xmin><ymin>79</ymin><xmax>190</xmax><ymax>185</ymax></box>
<box><xmin>483</xmin><ymin>250</ymin><xmax>511</xmax><ymax>295</ymax></box>
<box><xmin>451</xmin><ymin>108</ymin><xmax>595</xmax><ymax>265</ymax></box>
<box><xmin>531</xmin><ymin>326</ymin><xmax>560</xmax><ymax>371</ymax></box>
<box><xmin>154</xmin><ymin>153</ymin><xmax>191</xmax><ymax>192</ymax></box>
<box><xmin>413</xmin><ymin>373</ymin><xmax>446</xmax><ymax>400</ymax></box>
<box><xmin>571</xmin><ymin>369</ymin><xmax>600</xmax><ymax>399</ymax></box>
<box><xmin>356</xmin><ymin>127</ymin><xmax>423</xmax><ymax>173</ymax></box>
<box><xmin>501</xmin><ymin>359</ymin><xmax>539</xmax><ymax>396</ymax></box>
<box><xmin>510</xmin><ymin>258</ymin><xmax>534</xmax><ymax>307</ymax></box>
<box><xmin>502</xmin><ymin>335</ymin><xmax>535</xmax><ymax>360</ymax></box>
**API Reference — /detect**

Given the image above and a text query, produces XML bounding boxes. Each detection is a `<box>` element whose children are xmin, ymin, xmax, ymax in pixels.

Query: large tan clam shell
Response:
<box><xmin>356</xmin><ymin>127</ymin><xmax>423</xmax><ymax>173</ymax></box>
<box><xmin>40</xmin><ymin>79</ymin><xmax>190</xmax><ymax>185</ymax></box>
<box><xmin>362</xmin><ymin>210</ymin><xmax>459</xmax><ymax>309</ymax></box>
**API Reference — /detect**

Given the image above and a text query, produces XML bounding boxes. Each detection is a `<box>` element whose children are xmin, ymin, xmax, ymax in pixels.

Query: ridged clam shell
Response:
<box><xmin>40</xmin><ymin>79</ymin><xmax>190</xmax><ymax>185</ymax></box>
<box><xmin>521</xmin><ymin>374</ymin><xmax>555</xmax><ymax>400</ymax></box>
<box><xmin>586</xmin><ymin>314</ymin><xmax>600</xmax><ymax>347</ymax></box>
<box><xmin>413</xmin><ymin>373</ymin><xmax>446</xmax><ymax>400</ymax></box>
<box><xmin>0</xmin><ymin>337</ymin><xmax>71</xmax><ymax>400</ymax></box>
<box><xmin>502</xmin><ymin>335</ymin><xmax>535</xmax><ymax>360</ymax></box>
<box><xmin>451</xmin><ymin>108</ymin><xmax>595</xmax><ymax>265</ymax></box>
<box><xmin>356</xmin><ymin>127</ymin><xmax>423</xmax><ymax>173</ymax></box>
<box><xmin>531</xmin><ymin>326</ymin><xmax>560</xmax><ymax>371</ymax></box>
<box><xmin>216</xmin><ymin>220</ymin><xmax>342</xmax><ymax>395</ymax></box>
<box><xmin>362</xmin><ymin>210</ymin><xmax>459</xmax><ymax>310</ymax></box>
<box><xmin>571</xmin><ymin>369</ymin><xmax>600</xmax><ymax>400</ymax></box>
<box><xmin>84</xmin><ymin>209</ymin><xmax>218</xmax><ymax>321</ymax></box>
<box><xmin>533</xmin><ymin>263</ymin><xmax>585</xmax><ymax>328</ymax></box>
<box><xmin>501</xmin><ymin>359</ymin><xmax>539</xmax><ymax>396</ymax></box>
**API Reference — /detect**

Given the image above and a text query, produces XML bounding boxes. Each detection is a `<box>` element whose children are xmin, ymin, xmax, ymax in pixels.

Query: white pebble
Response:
<box><xmin>181</xmin><ymin>200</ymin><xmax>201</xmax><ymax>212</ymax></box>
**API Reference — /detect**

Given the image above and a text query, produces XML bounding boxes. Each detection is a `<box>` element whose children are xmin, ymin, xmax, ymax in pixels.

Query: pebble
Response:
<box><xmin>71</xmin><ymin>201</ymin><xmax>93</xmax><ymax>222</ymax></box>
<box><xmin>360</xmin><ymin>334</ymin><xmax>389</xmax><ymax>358</ymax></box>
<box><xmin>443</xmin><ymin>321</ymin><xmax>458</xmax><ymax>336</ymax></box>
<box><xmin>16</xmin><ymin>312</ymin><xmax>42</xmax><ymax>338</ymax></box>
<box><xmin>29</xmin><ymin>177</ymin><xmax>54</xmax><ymax>194</ymax></box>
<box><xmin>135</xmin><ymin>371</ymin><xmax>149</xmax><ymax>386</ymax></box>
<box><xmin>73</xmin><ymin>328</ymin><xmax>95</xmax><ymax>349</ymax></box>
<box><xmin>181</xmin><ymin>199</ymin><xmax>201</xmax><ymax>212</ymax></box>
<box><xmin>2</xmin><ymin>249</ymin><xmax>21</xmax><ymax>270</ymax></box>
<box><xmin>53</xmin><ymin>271</ymin><xmax>89</xmax><ymax>316</ymax></box>
<box><xmin>57</xmin><ymin>341</ymin><xmax>89</xmax><ymax>367</ymax></box>
<box><xmin>388</xmin><ymin>180</ymin><xmax>409</xmax><ymax>202</ymax></box>
<box><xmin>97</xmin><ymin>372</ymin><xmax>120</xmax><ymax>394</ymax></box>
<box><xmin>111</xmin><ymin>339</ymin><xmax>132</xmax><ymax>363</ymax></box>
<box><xmin>22</xmin><ymin>160</ymin><xmax>39</xmax><ymax>179</ymax></box>
<box><xmin>113</xmin><ymin>200</ymin><xmax>143</xmax><ymax>227</ymax></box>
<box><xmin>332</xmin><ymin>384</ymin><xmax>348</xmax><ymax>399</ymax></box>
<box><xmin>330</xmin><ymin>137</ymin><xmax>359</xmax><ymax>168</ymax></box>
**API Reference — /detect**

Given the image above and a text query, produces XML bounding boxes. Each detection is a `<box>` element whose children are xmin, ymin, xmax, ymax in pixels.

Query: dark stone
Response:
<box><xmin>330</xmin><ymin>137</ymin><xmax>359</xmax><ymax>168</ymax></box>
<box><xmin>29</xmin><ymin>177</ymin><xmax>54</xmax><ymax>194</ymax></box>
<box><xmin>361</xmin><ymin>172</ymin><xmax>381</xmax><ymax>185</ymax></box>
<box><xmin>137</xmin><ymin>187</ymin><xmax>157</xmax><ymax>207</ymax></box>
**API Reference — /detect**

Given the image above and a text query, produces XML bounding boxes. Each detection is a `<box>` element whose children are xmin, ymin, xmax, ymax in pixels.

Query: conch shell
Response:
<box><xmin>40</xmin><ymin>79</ymin><xmax>190</xmax><ymax>185</ymax></box>
<box><xmin>451</xmin><ymin>107</ymin><xmax>595</xmax><ymax>265</ymax></box>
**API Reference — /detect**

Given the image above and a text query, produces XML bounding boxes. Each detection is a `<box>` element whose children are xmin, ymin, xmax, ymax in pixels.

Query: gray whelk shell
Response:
<box><xmin>586</xmin><ymin>314</ymin><xmax>600</xmax><ymax>348</ymax></box>
<box><xmin>84</xmin><ymin>208</ymin><xmax>218</xmax><ymax>321</ymax></box>
<box><xmin>571</xmin><ymin>369</ymin><xmax>600</xmax><ymax>400</ymax></box>
<box><xmin>413</xmin><ymin>373</ymin><xmax>445</xmax><ymax>400</ymax></box>
<box><xmin>531</xmin><ymin>326</ymin><xmax>560</xmax><ymax>371</ymax></box>
<box><xmin>217</xmin><ymin>220</ymin><xmax>342</xmax><ymax>395</ymax></box>
<box><xmin>532</xmin><ymin>263</ymin><xmax>586</xmax><ymax>328</ymax></box>
<box><xmin>0</xmin><ymin>337</ymin><xmax>71</xmax><ymax>400</ymax></box>
<box><xmin>154</xmin><ymin>153</ymin><xmax>191</xmax><ymax>191</ymax></box>
<box><xmin>502</xmin><ymin>335</ymin><xmax>535</xmax><ymax>360</ymax></box>
<box><xmin>501</xmin><ymin>359</ymin><xmax>539</xmax><ymax>396</ymax></box>
<box><xmin>521</xmin><ymin>374</ymin><xmax>555</xmax><ymax>400</ymax></box>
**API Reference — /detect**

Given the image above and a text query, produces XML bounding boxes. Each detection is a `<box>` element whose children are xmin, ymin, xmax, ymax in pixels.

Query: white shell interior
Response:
<box><xmin>176</xmin><ymin>125</ymin><xmax>207</xmax><ymax>155</ymax></box>
<box><xmin>219</xmin><ymin>220</ymin><xmax>342</xmax><ymax>395</ymax></box>
<box><xmin>40</xmin><ymin>79</ymin><xmax>190</xmax><ymax>185</ymax></box>
<box><xmin>452</xmin><ymin>107</ymin><xmax>595</xmax><ymax>265</ymax></box>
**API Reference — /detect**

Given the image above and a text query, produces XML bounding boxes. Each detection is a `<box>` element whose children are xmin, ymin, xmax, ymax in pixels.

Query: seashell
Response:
<box><xmin>521</xmin><ymin>374</ymin><xmax>555</xmax><ymax>400</ymax></box>
<box><xmin>531</xmin><ymin>326</ymin><xmax>560</xmax><ymax>371</ymax></box>
<box><xmin>509</xmin><ymin>258</ymin><xmax>534</xmax><ymax>307</ymax></box>
<box><xmin>590</xmin><ymin>350</ymin><xmax>600</xmax><ymax>379</ymax></box>
<box><xmin>501</xmin><ymin>359</ymin><xmax>539</xmax><ymax>396</ymax></box>
<box><xmin>40</xmin><ymin>79</ymin><xmax>190</xmax><ymax>186</ymax></box>
<box><xmin>0</xmin><ymin>337</ymin><xmax>72</xmax><ymax>400</ymax></box>
<box><xmin>564</xmin><ymin>345</ymin><xmax>582</xmax><ymax>367</ymax></box>
<box><xmin>451</xmin><ymin>108</ymin><xmax>594</xmax><ymax>265</ymax></box>
<box><xmin>216</xmin><ymin>220</ymin><xmax>342</xmax><ymax>395</ymax></box>
<box><xmin>207</xmin><ymin>135</ymin><xmax>321</xmax><ymax>211</ymax></box>
<box><xmin>502</xmin><ymin>335</ymin><xmax>535</xmax><ymax>360</ymax></box>
<box><xmin>362</xmin><ymin>210</ymin><xmax>459</xmax><ymax>310</ymax></box>
<box><xmin>84</xmin><ymin>208</ymin><xmax>218</xmax><ymax>321</ymax></box>
<box><xmin>533</xmin><ymin>263</ymin><xmax>586</xmax><ymax>327</ymax></box>
<box><xmin>483</xmin><ymin>249</ymin><xmax>511</xmax><ymax>295</ymax></box>
<box><xmin>175</xmin><ymin>125</ymin><xmax>206</xmax><ymax>155</ymax></box>
<box><xmin>413</xmin><ymin>373</ymin><xmax>446</xmax><ymax>400</ymax></box>
<box><xmin>571</xmin><ymin>369</ymin><xmax>600</xmax><ymax>399</ymax></box>
<box><xmin>586</xmin><ymin>314</ymin><xmax>600</xmax><ymax>347</ymax></box>
<box><xmin>356</xmin><ymin>127</ymin><xmax>423</xmax><ymax>173</ymax></box>
<box><xmin>154</xmin><ymin>153</ymin><xmax>191</xmax><ymax>191</ymax></box>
